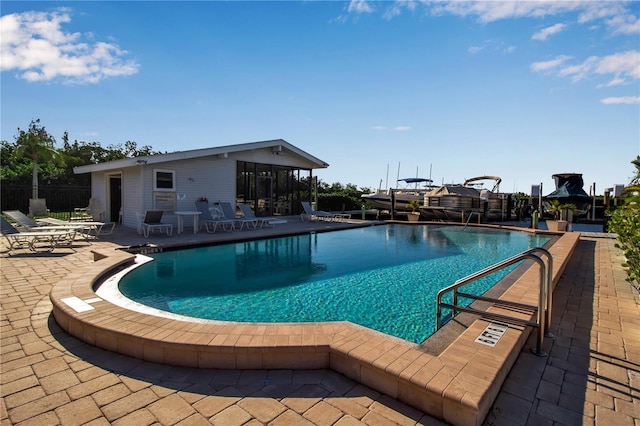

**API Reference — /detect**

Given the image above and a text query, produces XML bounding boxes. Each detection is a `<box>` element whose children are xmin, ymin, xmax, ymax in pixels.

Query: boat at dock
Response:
<box><xmin>544</xmin><ymin>173</ymin><xmax>592</xmax><ymax>218</ymax></box>
<box><xmin>420</xmin><ymin>176</ymin><xmax>515</xmax><ymax>222</ymax></box>
<box><xmin>361</xmin><ymin>178</ymin><xmax>434</xmax><ymax>212</ymax></box>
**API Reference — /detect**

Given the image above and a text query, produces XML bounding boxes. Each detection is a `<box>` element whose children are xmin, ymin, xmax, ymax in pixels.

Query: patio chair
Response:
<box><xmin>135</xmin><ymin>210</ymin><xmax>173</xmax><ymax>237</ymax></box>
<box><xmin>238</xmin><ymin>204</ymin><xmax>275</xmax><ymax>228</ymax></box>
<box><xmin>1</xmin><ymin>216</ymin><xmax>76</xmax><ymax>252</ymax></box>
<box><xmin>29</xmin><ymin>198</ymin><xmax>50</xmax><ymax>218</ymax></box>
<box><xmin>40</xmin><ymin>217</ymin><xmax>110</xmax><ymax>239</ymax></box>
<box><xmin>4</xmin><ymin>209</ymin><xmax>81</xmax><ymax>231</ymax></box>
<box><xmin>220</xmin><ymin>202</ymin><xmax>258</xmax><ymax>230</ymax></box>
<box><xmin>4</xmin><ymin>210</ymin><xmax>42</xmax><ymax>229</ymax></box>
<box><xmin>72</xmin><ymin>198</ymin><xmax>105</xmax><ymax>221</ymax></box>
<box><xmin>3</xmin><ymin>210</ymin><xmax>99</xmax><ymax>241</ymax></box>
<box><xmin>300</xmin><ymin>201</ymin><xmax>350</xmax><ymax>222</ymax></box>
<box><xmin>194</xmin><ymin>201</ymin><xmax>234</xmax><ymax>233</ymax></box>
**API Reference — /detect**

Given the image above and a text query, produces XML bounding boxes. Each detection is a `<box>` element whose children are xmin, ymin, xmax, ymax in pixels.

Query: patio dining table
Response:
<box><xmin>173</xmin><ymin>210</ymin><xmax>201</xmax><ymax>234</ymax></box>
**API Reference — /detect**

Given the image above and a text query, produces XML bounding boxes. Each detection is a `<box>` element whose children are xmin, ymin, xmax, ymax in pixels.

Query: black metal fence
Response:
<box><xmin>1</xmin><ymin>184</ymin><xmax>91</xmax><ymax>214</ymax></box>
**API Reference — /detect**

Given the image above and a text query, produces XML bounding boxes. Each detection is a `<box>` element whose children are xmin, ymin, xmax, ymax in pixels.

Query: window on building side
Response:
<box><xmin>154</xmin><ymin>169</ymin><xmax>175</xmax><ymax>191</ymax></box>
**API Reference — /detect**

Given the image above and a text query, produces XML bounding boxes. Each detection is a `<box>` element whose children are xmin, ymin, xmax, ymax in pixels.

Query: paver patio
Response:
<box><xmin>1</xmin><ymin>220</ymin><xmax>638</xmax><ymax>425</ymax></box>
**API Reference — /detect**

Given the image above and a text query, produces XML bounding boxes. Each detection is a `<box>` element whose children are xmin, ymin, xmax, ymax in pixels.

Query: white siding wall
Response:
<box><xmin>168</xmin><ymin>157</ymin><xmax>236</xmax><ymax>209</ymax></box>
<box><xmin>122</xmin><ymin>167</ymin><xmax>144</xmax><ymax>229</ymax></box>
<box><xmin>90</xmin><ymin>172</ymin><xmax>106</xmax><ymax>205</ymax></box>
<box><xmin>89</xmin><ymin>172</ymin><xmax>107</xmax><ymax>222</ymax></box>
<box><xmin>116</xmin><ymin>158</ymin><xmax>236</xmax><ymax>229</ymax></box>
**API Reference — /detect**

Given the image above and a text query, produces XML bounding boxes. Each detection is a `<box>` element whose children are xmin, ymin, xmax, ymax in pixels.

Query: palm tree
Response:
<box><xmin>13</xmin><ymin>119</ymin><xmax>60</xmax><ymax>199</ymax></box>
<box><xmin>628</xmin><ymin>155</ymin><xmax>640</xmax><ymax>189</ymax></box>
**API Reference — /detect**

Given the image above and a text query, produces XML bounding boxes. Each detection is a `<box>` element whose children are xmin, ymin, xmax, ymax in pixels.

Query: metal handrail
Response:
<box><xmin>463</xmin><ymin>211</ymin><xmax>478</xmax><ymax>229</ymax></box>
<box><xmin>436</xmin><ymin>247</ymin><xmax>553</xmax><ymax>356</ymax></box>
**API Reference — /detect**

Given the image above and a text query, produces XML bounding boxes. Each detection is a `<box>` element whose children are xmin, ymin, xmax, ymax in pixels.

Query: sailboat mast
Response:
<box><xmin>385</xmin><ymin>164</ymin><xmax>389</xmax><ymax>189</ymax></box>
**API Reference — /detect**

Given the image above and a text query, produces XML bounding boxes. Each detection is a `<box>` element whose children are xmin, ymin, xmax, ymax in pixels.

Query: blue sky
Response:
<box><xmin>2</xmin><ymin>1</ymin><xmax>639</xmax><ymax>195</ymax></box>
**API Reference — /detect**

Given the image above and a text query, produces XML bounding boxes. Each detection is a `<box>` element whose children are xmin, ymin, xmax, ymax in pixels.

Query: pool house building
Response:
<box><xmin>73</xmin><ymin>139</ymin><xmax>329</xmax><ymax>229</ymax></box>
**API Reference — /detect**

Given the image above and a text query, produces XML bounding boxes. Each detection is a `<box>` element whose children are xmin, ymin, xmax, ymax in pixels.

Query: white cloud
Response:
<box><xmin>595</xmin><ymin>50</ymin><xmax>640</xmax><ymax>80</ymax></box>
<box><xmin>530</xmin><ymin>55</ymin><xmax>572</xmax><ymax>72</ymax></box>
<box><xmin>383</xmin><ymin>0</ymin><xmax>417</xmax><ymax>20</ymax></box>
<box><xmin>532</xmin><ymin>23</ymin><xmax>567</xmax><ymax>41</ymax></box>
<box><xmin>430</xmin><ymin>1</ymin><xmax>583</xmax><ymax>24</ymax></box>
<box><xmin>557</xmin><ymin>58</ymin><xmax>598</xmax><ymax>82</ymax></box>
<box><xmin>533</xmin><ymin>50</ymin><xmax>640</xmax><ymax>88</ymax></box>
<box><xmin>383</xmin><ymin>5</ymin><xmax>403</xmax><ymax>20</ymax></box>
<box><xmin>597</xmin><ymin>76</ymin><xmax>626</xmax><ymax>88</ymax></box>
<box><xmin>468</xmin><ymin>39</ymin><xmax>516</xmax><ymax>55</ymax></box>
<box><xmin>371</xmin><ymin>125</ymin><xmax>412</xmax><ymax>131</ymax></box>
<box><xmin>600</xmin><ymin>96</ymin><xmax>640</xmax><ymax>104</ymax></box>
<box><xmin>576</xmin><ymin>2</ymin><xmax>640</xmax><ymax>35</ymax></box>
<box><xmin>0</xmin><ymin>10</ymin><xmax>139</xmax><ymax>84</ymax></box>
<box><xmin>577</xmin><ymin>51</ymin><xmax>636</xmax><ymax>85</ymax></box>
<box><xmin>348</xmin><ymin>0</ymin><xmax>374</xmax><ymax>14</ymax></box>
<box><xmin>606</xmin><ymin>13</ymin><xmax>640</xmax><ymax>35</ymax></box>
<box><xmin>362</xmin><ymin>1</ymin><xmax>639</xmax><ymax>36</ymax></box>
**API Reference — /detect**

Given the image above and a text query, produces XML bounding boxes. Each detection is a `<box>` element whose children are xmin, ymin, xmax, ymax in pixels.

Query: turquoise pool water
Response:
<box><xmin>118</xmin><ymin>224</ymin><xmax>550</xmax><ymax>343</ymax></box>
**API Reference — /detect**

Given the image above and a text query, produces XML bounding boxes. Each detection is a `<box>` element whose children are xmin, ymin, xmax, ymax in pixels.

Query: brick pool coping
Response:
<box><xmin>49</xmin><ymin>228</ymin><xmax>580</xmax><ymax>425</ymax></box>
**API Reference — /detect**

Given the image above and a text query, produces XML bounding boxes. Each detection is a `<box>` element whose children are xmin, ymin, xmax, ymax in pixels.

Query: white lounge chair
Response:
<box><xmin>220</xmin><ymin>202</ymin><xmax>258</xmax><ymax>230</ymax></box>
<box><xmin>1</xmin><ymin>217</ymin><xmax>76</xmax><ymax>252</ymax></box>
<box><xmin>73</xmin><ymin>198</ymin><xmax>104</xmax><ymax>221</ymax></box>
<box><xmin>3</xmin><ymin>210</ymin><xmax>104</xmax><ymax>240</ymax></box>
<box><xmin>300</xmin><ymin>201</ymin><xmax>350</xmax><ymax>222</ymax></box>
<box><xmin>238</xmin><ymin>204</ymin><xmax>275</xmax><ymax>228</ymax></box>
<box><xmin>194</xmin><ymin>201</ymin><xmax>234</xmax><ymax>233</ymax></box>
<box><xmin>135</xmin><ymin>211</ymin><xmax>173</xmax><ymax>237</ymax></box>
<box><xmin>3</xmin><ymin>209</ymin><xmax>86</xmax><ymax>233</ymax></box>
<box><xmin>39</xmin><ymin>217</ymin><xmax>111</xmax><ymax>239</ymax></box>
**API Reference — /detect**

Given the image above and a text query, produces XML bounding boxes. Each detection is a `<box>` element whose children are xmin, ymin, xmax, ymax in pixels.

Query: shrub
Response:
<box><xmin>407</xmin><ymin>200</ymin><xmax>420</xmax><ymax>213</ymax></box>
<box><xmin>607</xmin><ymin>190</ymin><xmax>640</xmax><ymax>292</ymax></box>
<box><xmin>317</xmin><ymin>193</ymin><xmax>361</xmax><ymax>211</ymax></box>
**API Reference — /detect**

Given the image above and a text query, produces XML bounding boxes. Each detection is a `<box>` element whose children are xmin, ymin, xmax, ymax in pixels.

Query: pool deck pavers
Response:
<box><xmin>1</xmin><ymin>218</ymin><xmax>638</xmax><ymax>425</ymax></box>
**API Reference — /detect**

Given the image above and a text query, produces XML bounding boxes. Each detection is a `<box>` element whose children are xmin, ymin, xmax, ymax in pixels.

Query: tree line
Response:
<box><xmin>1</xmin><ymin>119</ymin><xmax>159</xmax><ymax>194</ymax></box>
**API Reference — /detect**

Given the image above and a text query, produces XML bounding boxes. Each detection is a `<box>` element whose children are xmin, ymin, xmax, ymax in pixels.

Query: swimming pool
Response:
<box><xmin>117</xmin><ymin>224</ymin><xmax>550</xmax><ymax>343</ymax></box>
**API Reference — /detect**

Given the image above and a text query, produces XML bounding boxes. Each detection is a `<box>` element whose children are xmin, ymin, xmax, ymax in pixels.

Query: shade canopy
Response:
<box><xmin>398</xmin><ymin>178</ymin><xmax>433</xmax><ymax>184</ymax></box>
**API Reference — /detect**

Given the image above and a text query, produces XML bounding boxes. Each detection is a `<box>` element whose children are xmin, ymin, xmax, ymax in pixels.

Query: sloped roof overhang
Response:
<box><xmin>74</xmin><ymin>139</ymin><xmax>329</xmax><ymax>174</ymax></box>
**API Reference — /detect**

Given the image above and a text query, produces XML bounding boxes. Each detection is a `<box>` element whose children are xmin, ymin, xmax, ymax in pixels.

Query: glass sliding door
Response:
<box><xmin>256</xmin><ymin>164</ymin><xmax>272</xmax><ymax>216</ymax></box>
<box><xmin>236</xmin><ymin>161</ymin><xmax>313</xmax><ymax>217</ymax></box>
<box><xmin>273</xmin><ymin>167</ymin><xmax>292</xmax><ymax>215</ymax></box>
<box><xmin>237</xmin><ymin>163</ymin><xmax>255</xmax><ymax>208</ymax></box>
